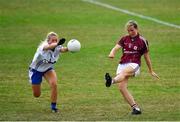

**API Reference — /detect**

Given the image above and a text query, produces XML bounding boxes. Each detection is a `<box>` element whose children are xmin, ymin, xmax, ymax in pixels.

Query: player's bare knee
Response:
<box><xmin>122</xmin><ymin>71</ymin><xmax>129</xmax><ymax>77</ymax></box>
<box><xmin>33</xmin><ymin>92</ymin><xmax>41</xmax><ymax>97</ymax></box>
<box><xmin>119</xmin><ymin>72</ymin><xmax>128</xmax><ymax>80</ymax></box>
<box><xmin>50</xmin><ymin>80</ymin><xmax>57</xmax><ymax>88</ymax></box>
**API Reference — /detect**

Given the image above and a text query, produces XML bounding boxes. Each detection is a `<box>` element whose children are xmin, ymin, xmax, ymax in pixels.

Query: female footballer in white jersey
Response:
<box><xmin>29</xmin><ymin>32</ymin><xmax>68</xmax><ymax>112</ymax></box>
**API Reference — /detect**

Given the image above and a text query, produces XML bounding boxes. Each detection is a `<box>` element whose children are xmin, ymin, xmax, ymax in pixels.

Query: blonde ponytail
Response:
<box><xmin>38</xmin><ymin>32</ymin><xmax>58</xmax><ymax>48</ymax></box>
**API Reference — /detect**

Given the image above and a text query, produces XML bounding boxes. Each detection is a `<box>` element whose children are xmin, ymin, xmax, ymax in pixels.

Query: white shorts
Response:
<box><xmin>116</xmin><ymin>63</ymin><xmax>140</xmax><ymax>76</ymax></box>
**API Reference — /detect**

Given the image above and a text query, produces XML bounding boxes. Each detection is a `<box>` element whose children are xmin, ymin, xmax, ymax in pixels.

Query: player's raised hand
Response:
<box><xmin>57</xmin><ymin>38</ymin><xmax>66</xmax><ymax>45</ymax></box>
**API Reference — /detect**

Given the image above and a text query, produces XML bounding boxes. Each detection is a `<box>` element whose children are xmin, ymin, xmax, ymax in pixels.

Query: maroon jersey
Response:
<box><xmin>117</xmin><ymin>34</ymin><xmax>149</xmax><ymax>66</ymax></box>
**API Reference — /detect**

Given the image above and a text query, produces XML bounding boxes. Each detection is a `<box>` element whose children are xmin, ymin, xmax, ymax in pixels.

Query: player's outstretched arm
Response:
<box><xmin>43</xmin><ymin>38</ymin><xmax>66</xmax><ymax>51</ymax></box>
<box><xmin>144</xmin><ymin>52</ymin><xmax>160</xmax><ymax>79</ymax></box>
<box><xmin>108</xmin><ymin>44</ymin><xmax>121</xmax><ymax>58</ymax></box>
<box><xmin>43</xmin><ymin>43</ymin><xmax>58</xmax><ymax>50</ymax></box>
<box><xmin>60</xmin><ymin>47</ymin><xmax>68</xmax><ymax>53</ymax></box>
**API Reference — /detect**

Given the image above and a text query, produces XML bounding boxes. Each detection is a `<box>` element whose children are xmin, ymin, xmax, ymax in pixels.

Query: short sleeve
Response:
<box><xmin>142</xmin><ymin>40</ymin><xmax>149</xmax><ymax>54</ymax></box>
<box><xmin>117</xmin><ymin>36</ymin><xmax>125</xmax><ymax>47</ymax></box>
<box><xmin>37</xmin><ymin>42</ymin><xmax>48</xmax><ymax>55</ymax></box>
<box><xmin>37</xmin><ymin>45</ymin><xmax>44</xmax><ymax>55</ymax></box>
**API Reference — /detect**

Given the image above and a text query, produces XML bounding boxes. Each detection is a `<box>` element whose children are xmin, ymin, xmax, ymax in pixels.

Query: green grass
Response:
<box><xmin>0</xmin><ymin>0</ymin><xmax>180</xmax><ymax>121</ymax></box>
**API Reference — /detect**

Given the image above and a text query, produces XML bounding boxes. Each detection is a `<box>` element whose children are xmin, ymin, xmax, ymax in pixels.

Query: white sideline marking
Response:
<box><xmin>82</xmin><ymin>0</ymin><xmax>180</xmax><ymax>29</ymax></box>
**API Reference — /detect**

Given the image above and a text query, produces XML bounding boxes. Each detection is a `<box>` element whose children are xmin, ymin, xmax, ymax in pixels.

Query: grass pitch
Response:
<box><xmin>0</xmin><ymin>0</ymin><xmax>180</xmax><ymax>121</ymax></box>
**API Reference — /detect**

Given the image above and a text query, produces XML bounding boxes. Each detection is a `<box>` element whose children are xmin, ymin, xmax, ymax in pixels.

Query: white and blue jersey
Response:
<box><xmin>30</xmin><ymin>42</ymin><xmax>62</xmax><ymax>72</ymax></box>
<box><xmin>29</xmin><ymin>42</ymin><xmax>62</xmax><ymax>84</ymax></box>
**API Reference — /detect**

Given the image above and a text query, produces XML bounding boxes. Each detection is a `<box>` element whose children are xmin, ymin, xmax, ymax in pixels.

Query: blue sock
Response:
<box><xmin>51</xmin><ymin>102</ymin><xmax>57</xmax><ymax>110</ymax></box>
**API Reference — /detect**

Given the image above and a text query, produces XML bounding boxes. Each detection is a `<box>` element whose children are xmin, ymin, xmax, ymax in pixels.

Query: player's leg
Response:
<box><xmin>32</xmin><ymin>85</ymin><xmax>41</xmax><ymax>97</ymax></box>
<box><xmin>29</xmin><ymin>68</ymin><xmax>43</xmax><ymax>97</ymax></box>
<box><xmin>44</xmin><ymin>70</ymin><xmax>57</xmax><ymax>103</ymax></box>
<box><xmin>44</xmin><ymin>69</ymin><xmax>58</xmax><ymax>112</ymax></box>
<box><xmin>104</xmin><ymin>63</ymin><xmax>141</xmax><ymax>114</ymax></box>
<box><xmin>105</xmin><ymin>65</ymin><xmax>134</xmax><ymax>87</ymax></box>
<box><xmin>113</xmin><ymin>66</ymin><xmax>134</xmax><ymax>83</ymax></box>
<box><xmin>118</xmin><ymin>78</ymin><xmax>141</xmax><ymax>115</ymax></box>
<box><xmin>118</xmin><ymin>78</ymin><xmax>135</xmax><ymax>106</ymax></box>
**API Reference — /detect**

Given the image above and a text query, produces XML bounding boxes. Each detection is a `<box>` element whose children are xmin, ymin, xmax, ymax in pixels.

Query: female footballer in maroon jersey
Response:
<box><xmin>105</xmin><ymin>20</ymin><xmax>159</xmax><ymax>115</ymax></box>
